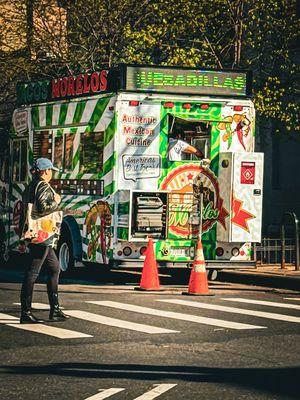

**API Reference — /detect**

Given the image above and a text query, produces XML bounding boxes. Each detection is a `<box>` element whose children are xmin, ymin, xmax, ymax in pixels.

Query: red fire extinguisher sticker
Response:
<box><xmin>241</xmin><ymin>162</ymin><xmax>255</xmax><ymax>184</ymax></box>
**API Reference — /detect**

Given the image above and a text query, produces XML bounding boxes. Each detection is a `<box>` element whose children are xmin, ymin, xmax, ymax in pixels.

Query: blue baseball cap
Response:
<box><xmin>36</xmin><ymin>158</ymin><xmax>59</xmax><ymax>171</ymax></box>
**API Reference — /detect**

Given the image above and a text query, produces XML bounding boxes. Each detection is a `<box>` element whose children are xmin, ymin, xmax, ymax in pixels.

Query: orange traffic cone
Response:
<box><xmin>184</xmin><ymin>238</ymin><xmax>213</xmax><ymax>296</ymax></box>
<box><xmin>135</xmin><ymin>238</ymin><xmax>161</xmax><ymax>291</ymax></box>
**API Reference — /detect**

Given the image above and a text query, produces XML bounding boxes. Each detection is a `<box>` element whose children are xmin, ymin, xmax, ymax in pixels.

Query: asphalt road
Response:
<box><xmin>0</xmin><ymin>265</ymin><xmax>300</xmax><ymax>400</ymax></box>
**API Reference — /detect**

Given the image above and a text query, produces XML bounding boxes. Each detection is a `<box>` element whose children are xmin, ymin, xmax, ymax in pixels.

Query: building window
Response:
<box><xmin>272</xmin><ymin>132</ymin><xmax>300</xmax><ymax>190</ymax></box>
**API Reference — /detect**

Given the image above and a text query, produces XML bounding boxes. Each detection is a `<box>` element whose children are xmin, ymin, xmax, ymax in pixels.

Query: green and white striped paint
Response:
<box><xmin>31</xmin><ymin>94</ymin><xmax>116</xmax><ymax>189</ymax></box>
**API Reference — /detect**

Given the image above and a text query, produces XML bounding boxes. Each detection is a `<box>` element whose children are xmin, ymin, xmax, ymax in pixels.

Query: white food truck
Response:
<box><xmin>0</xmin><ymin>64</ymin><xmax>263</xmax><ymax>273</ymax></box>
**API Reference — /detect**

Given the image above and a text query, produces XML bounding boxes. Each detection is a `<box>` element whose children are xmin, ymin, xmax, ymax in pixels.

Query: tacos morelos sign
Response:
<box><xmin>17</xmin><ymin>64</ymin><xmax>252</xmax><ymax>105</ymax></box>
<box><xmin>17</xmin><ymin>70</ymin><xmax>108</xmax><ymax>105</ymax></box>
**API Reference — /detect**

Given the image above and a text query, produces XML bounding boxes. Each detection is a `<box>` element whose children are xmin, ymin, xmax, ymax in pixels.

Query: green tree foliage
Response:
<box><xmin>0</xmin><ymin>0</ymin><xmax>298</xmax><ymax>133</ymax></box>
<box><xmin>125</xmin><ymin>0</ymin><xmax>299</xmax><ymax>133</ymax></box>
<box><xmin>243</xmin><ymin>0</ymin><xmax>299</xmax><ymax>132</ymax></box>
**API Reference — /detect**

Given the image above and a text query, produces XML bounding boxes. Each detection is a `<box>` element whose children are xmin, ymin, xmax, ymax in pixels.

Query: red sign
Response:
<box><xmin>241</xmin><ymin>162</ymin><xmax>255</xmax><ymax>184</ymax></box>
<box><xmin>52</xmin><ymin>70</ymin><xmax>108</xmax><ymax>100</ymax></box>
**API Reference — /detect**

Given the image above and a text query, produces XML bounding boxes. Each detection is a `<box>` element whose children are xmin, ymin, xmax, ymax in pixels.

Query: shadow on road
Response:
<box><xmin>0</xmin><ymin>253</ymin><xmax>191</xmax><ymax>286</ymax></box>
<box><xmin>0</xmin><ymin>363</ymin><xmax>299</xmax><ymax>398</ymax></box>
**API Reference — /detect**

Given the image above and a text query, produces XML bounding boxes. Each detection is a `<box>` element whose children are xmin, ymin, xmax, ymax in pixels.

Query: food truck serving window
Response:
<box><xmin>167</xmin><ymin>117</ymin><xmax>211</xmax><ymax>161</ymax></box>
<box><xmin>80</xmin><ymin>131</ymin><xmax>104</xmax><ymax>173</ymax></box>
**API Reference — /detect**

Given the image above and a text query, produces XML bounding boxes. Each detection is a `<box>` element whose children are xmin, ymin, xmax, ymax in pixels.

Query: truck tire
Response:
<box><xmin>207</xmin><ymin>269</ymin><xmax>218</xmax><ymax>281</ymax></box>
<box><xmin>57</xmin><ymin>229</ymin><xmax>74</xmax><ymax>274</ymax></box>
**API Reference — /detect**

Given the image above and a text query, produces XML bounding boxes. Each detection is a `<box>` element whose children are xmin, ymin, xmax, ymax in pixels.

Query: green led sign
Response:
<box><xmin>124</xmin><ymin>66</ymin><xmax>251</xmax><ymax>96</ymax></box>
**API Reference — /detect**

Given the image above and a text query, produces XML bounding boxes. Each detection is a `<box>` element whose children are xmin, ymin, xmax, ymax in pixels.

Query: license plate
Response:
<box><xmin>170</xmin><ymin>247</ymin><xmax>190</xmax><ymax>257</ymax></box>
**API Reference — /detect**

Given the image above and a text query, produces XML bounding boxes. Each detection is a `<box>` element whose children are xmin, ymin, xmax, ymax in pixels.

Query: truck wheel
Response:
<box><xmin>207</xmin><ymin>269</ymin><xmax>218</xmax><ymax>281</ymax></box>
<box><xmin>57</xmin><ymin>231</ymin><xmax>74</xmax><ymax>274</ymax></box>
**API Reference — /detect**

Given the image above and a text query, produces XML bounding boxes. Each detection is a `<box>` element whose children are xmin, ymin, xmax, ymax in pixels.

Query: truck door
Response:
<box><xmin>9</xmin><ymin>138</ymin><xmax>28</xmax><ymax>245</ymax></box>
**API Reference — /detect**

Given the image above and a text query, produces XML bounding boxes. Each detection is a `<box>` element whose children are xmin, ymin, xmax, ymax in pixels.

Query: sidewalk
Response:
<box><xmin>218</xmin><ymin>264</ymin><xmax>300</xmax><ymax>292</ymax></box>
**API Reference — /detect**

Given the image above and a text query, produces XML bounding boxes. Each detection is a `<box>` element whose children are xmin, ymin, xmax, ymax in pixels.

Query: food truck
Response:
<box><xmin>0</xmin><ymin>64</ymin><xmax>264</xmax><ymax>273</ymax></box>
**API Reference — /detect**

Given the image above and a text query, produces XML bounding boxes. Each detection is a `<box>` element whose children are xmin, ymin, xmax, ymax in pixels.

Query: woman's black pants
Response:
<box><xmin>20</xmin><ymin>244</ymin><xmax>60</xmax><ymax>311</ymax></box>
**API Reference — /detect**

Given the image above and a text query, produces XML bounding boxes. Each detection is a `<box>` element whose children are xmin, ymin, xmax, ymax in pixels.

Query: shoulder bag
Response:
<box><xmin>21</xmin><ymin>181</ymin><xmax>63</xmax><ymax>248</ymax></box>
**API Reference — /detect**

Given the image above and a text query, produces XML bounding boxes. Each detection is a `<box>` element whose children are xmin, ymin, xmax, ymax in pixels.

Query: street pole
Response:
<box><xmin>198</xmin><ymin>181</ymin><xmax>204</xmax><ymax>242</ymax></box>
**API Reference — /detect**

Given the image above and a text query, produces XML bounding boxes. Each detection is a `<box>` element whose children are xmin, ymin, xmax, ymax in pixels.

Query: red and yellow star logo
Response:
<box><xmin>231</xmin><ymin>195</ymin><xmax>255</xmax><ymax>232</ymax></box>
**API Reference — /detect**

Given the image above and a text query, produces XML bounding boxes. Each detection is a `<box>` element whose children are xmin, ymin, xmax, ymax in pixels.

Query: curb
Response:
<box><xmin>217</xmin><ymin>270</ymin><xmax>300</xmax><ymax>292</ymax></box>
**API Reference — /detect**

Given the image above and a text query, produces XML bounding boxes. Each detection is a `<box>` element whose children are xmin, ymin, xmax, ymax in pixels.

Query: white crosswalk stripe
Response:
<box><xmin>87</xmin><ymin>301</ymin><xmax>266</xmax><ymax>330</ymax></box>
<box><xmin>0</xmin><ymin>313</ymin><xmax>92</xmax><ymax>339</ymax></box>
<box><xmin>84</xmin><ymin>388</ymin><xmax>125</xmax><ymax>400</ymax></box>
<box><xmin>0</xmin><ymin>314</ymin><xmax>19</xmax><ymax>324</ymax></box>
<box><xmin>8</xmin><ymin>294</ymin><xmax>300</xmax><ymax>339</ymax></box>
<box><xmin>83</xmin><ymin>385</ymin><xmax>177</xmax><ymax>400</ymax></box>
<box><xmin>284</xmin><ymin>298</ymin><xmax>300</xmax><ymax>301</ymax></box>
<box><xmin>222</xmin><ymin>297</ymin><xmax>300</xmax><ymax>310</ymax></box>
<box><xmin>133</xmin><ymin>384</ymin><xmax>177</xmax><ymax>400</ymax></box>
<box><xmin>158</xmin><ymin>299</ymin><xmax>300</xmax><ymax>324</ymax></box>
<box><xmin>66</xmin><ymin>310</ymin><xmax>179</xmax><ymax>334</ymax></box>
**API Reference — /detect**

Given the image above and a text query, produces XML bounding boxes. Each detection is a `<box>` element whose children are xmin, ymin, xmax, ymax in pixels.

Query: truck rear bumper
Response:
<box><xmin>112</xmin><ymin>259</ymin><xmax>256</xmax><ymax>269</ymax></box>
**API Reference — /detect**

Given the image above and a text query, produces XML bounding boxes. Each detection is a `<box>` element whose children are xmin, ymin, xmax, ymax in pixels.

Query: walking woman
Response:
<box><xmin>20</xmin><ymin>158</ymin><xmax>69</xmax><ymax>323</ymax></box>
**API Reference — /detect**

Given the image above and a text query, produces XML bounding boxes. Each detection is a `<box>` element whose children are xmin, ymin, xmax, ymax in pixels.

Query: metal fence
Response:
<box><xmin>255</xmin><ymin>238</ymin><xmax>296</xmax><ymax>266</ymax></box>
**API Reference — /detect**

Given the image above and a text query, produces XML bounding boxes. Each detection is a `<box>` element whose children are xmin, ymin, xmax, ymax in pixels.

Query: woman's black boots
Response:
<box><xmin>20</xmin><ymin>296</ymin><xmax>43</xmax><ymax>324</ymax></box>
<box><xmin>48</xmin><ymin>292</ymin><xmax>70</xmax><ymax>322</ymax></box>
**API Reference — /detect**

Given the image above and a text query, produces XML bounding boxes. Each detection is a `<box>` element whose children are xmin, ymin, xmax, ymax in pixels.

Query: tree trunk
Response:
<box><xmin>234</xmin><ymin>0</ymin><xmax>243</xmax><ymax>67</ymax></box>
<box><xmin>26</xmin><ymin>0</ymin><xmax>34</xmax><ymax>58</ymax></box>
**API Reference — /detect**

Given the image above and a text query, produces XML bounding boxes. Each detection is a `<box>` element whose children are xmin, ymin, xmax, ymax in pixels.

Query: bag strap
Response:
<box><xmin>34</xmin><ymin>180</ymin><xmax>45</xmax><ymax>197</ymax></box>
